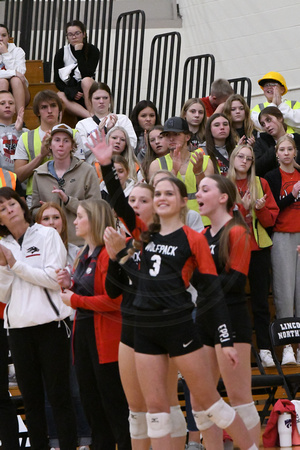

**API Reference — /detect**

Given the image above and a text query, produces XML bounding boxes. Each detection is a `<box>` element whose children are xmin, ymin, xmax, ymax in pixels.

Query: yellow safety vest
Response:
<box><xmin>252</xmin><ymin>177</ymin><xmax>273</xmax><ymax>248</ymax></box>
<box><xmin>0</xmin><ymin>169</ymin><xmax>17</xmax><ymax>190</ymax></box>
<box><xmin>158</xmin><ymin>150</ymin><xmax>208</xmax><ymax>213</ymax></box>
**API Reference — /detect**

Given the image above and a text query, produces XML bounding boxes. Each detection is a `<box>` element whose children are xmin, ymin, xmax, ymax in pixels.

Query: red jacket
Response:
<box><xmin>263</xmin><ymin>399</ymin><xmax>300</xmax><ymax>447</ymax></box>
<box><xmin>0</xmin><ymin>303</ymin><xmax>5</xmax><ymax>320</ymax></box>
<box><xmin>71</xmin><ymin>247</ymin><xmax>122</xmax><ymax>364</ymax></box>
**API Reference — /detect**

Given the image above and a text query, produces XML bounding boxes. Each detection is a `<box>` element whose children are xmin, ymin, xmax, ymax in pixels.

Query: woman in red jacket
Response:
<box><xmin>58</xmin><ymin>199</ymin><xmax>131</xmax><ymax>450</ymax></box>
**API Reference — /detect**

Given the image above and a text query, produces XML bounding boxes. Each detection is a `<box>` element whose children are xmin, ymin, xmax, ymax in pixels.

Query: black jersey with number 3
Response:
<box><xmin>130</xmin><ymin>225</ymin><xmax>221</xmax><ymax>311</ymax></box>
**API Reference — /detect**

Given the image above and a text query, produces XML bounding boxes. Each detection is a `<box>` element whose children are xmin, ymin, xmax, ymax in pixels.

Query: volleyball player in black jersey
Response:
<box><xmin>88</xmin><ymin>130</ymin><xmax>258</xmax><ymax>450</ymax></box>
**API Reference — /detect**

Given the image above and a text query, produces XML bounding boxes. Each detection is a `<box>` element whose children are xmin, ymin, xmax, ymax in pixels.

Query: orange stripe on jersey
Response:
<box><xmin>181</xmin><ymin>225</ymin><xmax>218</xmax><ymax>287</ymax></box>
<box><xmin>228</xmin><ymin>225</ymin><xmax>251</xmax><ymax>275</ymax></box>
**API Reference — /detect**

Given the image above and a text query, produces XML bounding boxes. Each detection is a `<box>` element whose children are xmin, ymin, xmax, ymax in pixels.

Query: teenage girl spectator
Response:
<box><xmin>200</xmin><ymin>79</ymin><xmax>234</xmax><ymax>117</ymax></box>
<box><xmin>0</xmin><ymin>24</ymin><xmax>30</xmax><ymax>113</ymax></box>
<box><xmin>36</xmin><ymin>202</ymin><xmax>79</xmax><ymax>267</ymax></box>
<box><xmin>76</xmin><ymin>82</ymin><xmax>137</xmax><ymax>162</ymax></box>
<box><xmin>0</xmin><ymin>187</ymin><xmax>77</xmax><ymax>450</ymax></box>
<box><xmin>223</xmin><ymin>94</ymin><xmax>256</xmax><ymax>145</ymax></box>
<box><xmin>227</xmin><ymin>145</ymin><xmax>279</xmax><ymax>367</ymax></box>
<box><xmin>54</xmin><ymin>20</ymin><xmax>100</xmax><ymax>119</ymax></box>
<box><xmin>58</xmin><ymin>199</ymin><xmax>131</xmax><ymax>450</ymax></box>
<box><xmin>94</xmin><ymin>126</ymin><xmax>143</xmax><ymax>184</ymax></box>
<box><xmin>148</xmin><ymin>117</ymin><xmax>214</xmax><ymax>213</ymax></box>
<box><xmin>254</xmin><ymin>106</ymin><xmax>300</xmax><ymax>177</ymax></box>
<box><xmin>142</xmin><ymin>125</ymin><xmax>169</xmax><ymax>182</ymax></box>
<box><xmin>130</xmin><ymin>100</ymin><xmax>161</xmax><ymax>162</ymax></box>
<box><xmin>196</xmin><ymin>175</ymin><xmax>261</xmax><ymax>448</ymax></box>
<box><xmin>100</xmin><ymin>155</ymin><xmax>134</xmax><ymax>205</ymax></box>
<box><xmin>31</xmin><ymin>124</ymin><xmax>100</xmax><ymax>246</ymax></box>
<box><xmin>251</xmin><ymin>71</ymin><xmax>300</xmax><ymax>133</ymax></box>
<box><xmin>89</xmin><ymin>130</ymin><xmax>258</xmax><ymax>450</ymax></box>
<box><xmin>202</xmin><ymin>113</ymin><xmax>238</xmax><ymax>175</ymax></box>
<box><xmin>36</xmin><ymin>202</ymin><xmax>91</xmax><ymax>449</ymax></box>
<box><xmin>181</xmin><ymin>98</ymin><xmax>207</xmax><ymax>150</ymax></box>
<box><xmin>264</xmin><ymin>135</ymin><xmax>300</xmax><ymax>365</ymax></box>
<box><xmin>0</xmin><ymin>90</ymin><xmax>28</xmax><ymax>172</ymax></box>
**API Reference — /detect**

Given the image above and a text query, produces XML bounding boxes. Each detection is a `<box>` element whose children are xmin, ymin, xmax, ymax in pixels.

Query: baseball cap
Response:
<box><xmin>51</xmin><ymin>123</ymin><xmax>73</xmax><ymax>138</ymax></box>
<box><xmin>162</xmin><ymin>117</ymin><xmax>190</xmax><ymax>134</ymax></box>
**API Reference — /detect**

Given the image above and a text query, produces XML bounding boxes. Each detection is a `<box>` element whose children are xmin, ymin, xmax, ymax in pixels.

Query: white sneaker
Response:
<box><xmin>185</xmin><ymin>443</ymin><xmax>205</xmax><ymax>449</ymax></box>
<box><xmin>282</xmin><ymin>345</ymin><xmax>297</xmax><ymax>365</ymax></box>
<box><xmin>259</xmin><ymin>349</ymin><xmax>275</xmax><ymax>367</ymax></box>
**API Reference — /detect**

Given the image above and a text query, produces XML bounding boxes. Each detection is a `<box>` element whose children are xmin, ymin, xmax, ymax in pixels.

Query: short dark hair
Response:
<box><xmin>0</xmin><ymin>24</ymin><xmax>9</xmax><ymax>35</ymax></box>
<box><xmin>32</xmin><ymin>90</ymin><xmax>62</xmax><ymax>118</ymax></box>
<box><xmin>0</xmin><ymin>188</ymin><xmax>31</xmax><ymax>237</ymax></box>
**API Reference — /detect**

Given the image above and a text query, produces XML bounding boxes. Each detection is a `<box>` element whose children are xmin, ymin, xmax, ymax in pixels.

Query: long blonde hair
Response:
<box><xmin>275</xmin><ymin>135</ymin><xmax>300</xmax><ymax>170</ymax></box>
<box><xmin>106</xmin><ymin>126</ymin><xmax>144</xmax><ymax>181</ymax></box>
<box><xmin>227</xmin><ymin>144</ymin><xmax>258</xmax><ymax>210</ymax></box>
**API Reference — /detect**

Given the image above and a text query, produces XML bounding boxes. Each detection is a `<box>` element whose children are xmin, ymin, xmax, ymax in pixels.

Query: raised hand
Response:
<box><xmin>86</xmin><ymin>128</ymin><xmax>114</xmax><ymax>166</ymax></box>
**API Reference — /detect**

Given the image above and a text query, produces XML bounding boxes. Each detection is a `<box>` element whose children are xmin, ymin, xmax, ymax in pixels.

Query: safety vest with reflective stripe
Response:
<box><xmin>23</xmin><ymin>128</ymin><xmax>78</xmax><ymax>195</ymax></box>
<box><xmin>0</xmin><ymin>168</ymin><xmax>17</xmax><ymax>190</ymax></box>
<box><xmin>158</xmin><ymin>150</ymin><xmax>208</xmax><ymax>213</ymax></box>
<box><xmin>252</xmin><ymin>177</ymin><xmax>273</xmax><ymax>248</ymax></box>
<box><xmin>251</xmin><ymin>100</ymin><xmax>300</xmax><ymax>134</ymax></box>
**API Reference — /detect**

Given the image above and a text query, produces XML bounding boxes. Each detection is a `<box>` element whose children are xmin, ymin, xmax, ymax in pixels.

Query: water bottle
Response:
<box><xmin>278</xmin><ymin>412</ymin><xmax>292</xmax><ymax>447</ymax></box>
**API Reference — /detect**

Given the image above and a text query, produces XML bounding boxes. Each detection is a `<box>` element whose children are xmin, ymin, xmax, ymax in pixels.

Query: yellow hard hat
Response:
<box><xmin>258</xmin><ymin>72</ymin><xmax>288</xmax><ymax>95</ymax></box>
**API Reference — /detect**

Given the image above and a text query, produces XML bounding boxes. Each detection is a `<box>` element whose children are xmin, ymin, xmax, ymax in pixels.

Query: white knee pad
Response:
<box><xmin>192</xmin><ymin>409</ymin><xmax>214</xmax><ymax>431</ymax></box>
<box><xmin>146</xmin><ymin>412</ymin><xmax>172</xmax><ymax>438</ymax></box>
<box><xmin>248</xmin><ymin>445</ymin><xmax>258</xmax><ymax>450</ymax></box>
<box><xmin>128</xmin><ymin>410</ymin><xmax>148</xmax><ymax>440</ymax></box>
<box><xmin>205</xmin><ymin>398</ymin><xmax>236</xmax><ymax>429</ymax></box>
<box><xmin>170</xmin><ymin>405</ymin><xmax>187</xmax><ymax>437</ymax></box>
<box><xmin>233</xmin><ymin>402</ymin><xmax>260</xmax><ymax>430</ymax></box>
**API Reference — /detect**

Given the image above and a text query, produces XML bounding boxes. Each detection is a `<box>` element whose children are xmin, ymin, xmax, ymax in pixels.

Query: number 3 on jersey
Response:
<box><xmin>149</xmin><ymin>255</ymin><xmax>161</xmax><ymax>276</ymax></box>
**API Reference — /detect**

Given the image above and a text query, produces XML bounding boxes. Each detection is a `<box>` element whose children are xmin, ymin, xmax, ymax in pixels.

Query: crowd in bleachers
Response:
<box><xmin>0</xmin><ymin>17</ymin><xmax>300</xmax><ymax>450</ymax></box>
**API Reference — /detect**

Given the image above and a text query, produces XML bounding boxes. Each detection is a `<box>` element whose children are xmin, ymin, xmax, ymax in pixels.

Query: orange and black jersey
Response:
<box><xmin>120</xmin><ymin>225</ymin><xmax>221</xmax><ymax>312</ymax></box>
<box><xmin>202</xmin><ymin>224</ymin><xmax>251</xmax><ymax>305</ymax></box>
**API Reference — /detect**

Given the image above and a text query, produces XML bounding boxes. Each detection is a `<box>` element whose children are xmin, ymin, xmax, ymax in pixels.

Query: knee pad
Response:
<box><xmin>205</xmin><ymin>398</ymin><xmax>236</xmax><ymax>429</ymax></box>
<box><xmin>128</xmin><ymin>410</ymin><xmax>148</xmax><ymax>440</ymax></box>
<box><xmin>192</xmin><ymin>409</ymin><xmax>214</xmax><ymax>431</ymax></box>
<box><xmin>248</xmin><ymin>445</ymin><xmax>258</xmax><ymax>450</ymax></box>
<box><xmin>233</xmin><ymin>402</ymin><xmax>260</xmax><ymax>430</ymax></box>
<box><xmin>170</xmin><ymin>405</ymin><xmax>187</xmax><ymax>437</ymax></box>
<box><xmin>146</xmin><ymin>412</ymin><xmax>172</xmax><ymax>438</ymax></box>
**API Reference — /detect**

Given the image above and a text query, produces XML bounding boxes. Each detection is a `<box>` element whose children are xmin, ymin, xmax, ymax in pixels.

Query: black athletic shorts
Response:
<box><xmin>134</xmin><ymin>309</ymin><xmax>203</xmax><ymax>357</ymax></box>
<box><xmin>197</xmin><ymin>302</ymin><xmax>252</xmax><ymax>347</ymax></box>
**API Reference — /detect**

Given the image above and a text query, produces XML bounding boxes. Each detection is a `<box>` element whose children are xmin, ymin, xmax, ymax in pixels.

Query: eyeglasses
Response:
<box><xmin>263</xmin><ymin>82</ymin><xmax>279</xmax><ymax>88</ymax></box>
<box><xmin>236</xmin><ymin>154</ymin><xmax>253</xmax><ymax>162</ymax></box>
<box><xmin>66</xmin><ymin>31</ymin><xmax>82</xmax><ymax>38</ymax></box>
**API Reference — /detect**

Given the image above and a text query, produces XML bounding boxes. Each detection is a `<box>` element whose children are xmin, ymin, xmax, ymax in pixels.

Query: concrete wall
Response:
<box><xmin>127</xmin><ymin>0</ymin><xmax>300</xmax><ymax>110</ymax></box>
